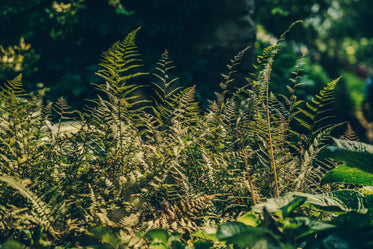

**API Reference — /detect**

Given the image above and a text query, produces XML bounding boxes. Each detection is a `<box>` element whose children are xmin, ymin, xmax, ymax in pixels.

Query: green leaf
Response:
<box><xmin>193</xmin><ymin>241</ymin><xmax>213</xmax><ymax>249</ymax></box>
<box><xmin>192</xmin><ymin>229</ymin><xmax>218</xmax><ymax>242</ymax></box>
<box><xmin>360</xmin><ymin>186</ymin><xmax>373</xmax><ymax>195</ymax></box>
<box><xmin>320</xmin><ymin>138</ymin><xmax>373</xmax><ymax>174</ymax></box>
<box><xmin>289</xmin><ymin>190</ymin><xmax>368</xmax><ymax>214</ymax></box>
<box><xmin>332</xmin><ymin>212</ymin><xmax>371</xmax><ymax>229</ymax></box>
<box><xmin>321</xmin><ymin>164</ymin><xmax>373</xmax><ymax>186</ymax></box>
<box><xmin>91</xmin><ymin>226</ymin><xmax>120</xmax><ymax>248</ymax></box>
<box><xmin>1</xmin><ymin>240</ymin><xmax>25</xmax><ymax>249</ymax></box>
<box><xmin>252</xmin><ymin>195</ymin><xmax>307</xmax><ymax>219</ymax></box>
<box><xmin>283</xmin><ymin>217</ymin><xmax>336</xmax><ymax>241</ymax></box>
<box><xmin>216</xmin><ymin>222</ymin><xmax>281</xmax><ymax>249</ymax></box>
<box><xmin>236</xmin><ymin>211</ymin><xmax>261</xmax><ymax>227</ymax></box>
<box><xmin>144</xmin><ymin>229</ymin><xmax>169</xmax><ymax>244</ymax></box>
<box><xmin>147</xmin><ymin>241</ymin><xmax>167</xmax><ymax>249</ymax></box>
<box><xmin>169</xmin><ymin>240</ymin><xmax>185</xmax><ymax>249</ymax></box>
<box><xmin>320</xmin><ymin>226</ymin><xmax>373</xmax><ymax>249</ymax></box>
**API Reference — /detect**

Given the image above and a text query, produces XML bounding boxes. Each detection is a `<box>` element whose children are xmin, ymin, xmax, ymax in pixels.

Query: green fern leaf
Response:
<box><xmin>0</xmin><ymin>175</ymin><xmax>59</xmax><ymax>238</ymax></box>
<box><xmin>0</xmin><ymin>74</ymin><xmax>26</xmax><ymax>98</ymax></box>
<box><xmin>294</xmin><ymin>76</ymin><xmax>341</xmax><ymax>140</ymax></box>
<box><xmin>96</xmin><ymin>27</ymin><xmax>148</xmax><ymax>95</ymax></box>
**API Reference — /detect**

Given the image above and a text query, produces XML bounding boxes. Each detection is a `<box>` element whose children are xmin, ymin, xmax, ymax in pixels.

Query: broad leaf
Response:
<box><xmin>321</xmin><ymin>164</ymin><xmax>373</xmax><ymax>186</ymax></box>
<box><xmin>216</xmin><ymin>222</ymin><xmax>282</xmax><ymax>249</ymax></box>
<box><xmin>289</xmin><ymin>190</ymin><xmax>368</xmax><ymax>214</ymax></box>
<box><xmin>1</xmin><ymin>240</ymin><xmax>25</xmax><ymax>249</ymax></box>
<box><xmin>144</xmin><ymin>228</ymin><xmax>169</xmax><ymax>244</ymax></box>
<box><xmin>252</xmin><ymin>195</ymin><xmax>307</xmax><ymax>219</ymax></box>
<box><xmin>192</xmin><ymin>229</ymin><xmax>218</xmax><ymax>242</ymax></box>
<box><xmin>193</xmin><ymin>241</ymin><xmax>214</xmax><ymax>249</ymax></box>
<box><xmin>320</xmin><ymin>138</ymin><xmax>373</xmax><ymax>174</ymax></box>
<box><xmin>283</xmin><ymin>217</ymin><xmax>336</xmax><ymax>241</ymax></box>
<box><xmin>236</xmin><ymin>211</ymin><xmax>261</xmax><ymax>227</ymax></box>
<box><xmin>320</xmin><ymin>226</ymin><xmax>373</xmax><ymax>249</ymax></box>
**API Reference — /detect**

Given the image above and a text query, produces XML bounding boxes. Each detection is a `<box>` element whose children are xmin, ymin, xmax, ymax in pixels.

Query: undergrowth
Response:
<box><xmin>0</xmin><ymin>26</ymin><xmax>356</xmax><ymax>248</ymax></box>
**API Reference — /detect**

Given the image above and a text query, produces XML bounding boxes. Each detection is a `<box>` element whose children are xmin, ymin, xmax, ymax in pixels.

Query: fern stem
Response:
<box><xmin>244</xmin><ymin>152</ymin><xmax>257</xmax><ymax>205</ymax></box>
<box><xmin>262</xmin><ymin>21</ymin><xmax>302</xmax><ymax>198</ymax></box>
<box><xmin>265</xmin><ymin>58</ymin><xmax>280</xmax><ymax>198</ymax></box>
<box><xmin>236</xmin><ymin>117</ymin><xmax>258</xmax><ymax>204</ymax></box>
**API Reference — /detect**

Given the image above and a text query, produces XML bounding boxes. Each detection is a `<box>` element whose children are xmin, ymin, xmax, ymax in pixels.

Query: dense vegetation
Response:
<box><xmin>1</xmin><ymin>27</ymin><xmax>372</xmax><ymax>248</ymax></box>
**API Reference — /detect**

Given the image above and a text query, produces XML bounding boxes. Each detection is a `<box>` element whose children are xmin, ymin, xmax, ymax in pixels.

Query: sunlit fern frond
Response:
<box><xmin>0</xmin><ymin>75</ymin><xmax>29</xmax><ymax>123</ymax></box>
<box><xmin>87</xmin><ymin>183</ymin><xmax>117</xmax><ymax>227</ymax></box>
<box><xmin>152</xmin><ymin>49</ymin><xmax>182</xmax><ymax>104</ymax></box>
<box><xmin>162</xmin><ymin>85</ymin><xmax>201</xmax><ymax>131</ymax></box>
<box><xmin>95</xmin><ymin>27</ymin><xmax>149</xmax><ymax>112</ymax></box>
<box><xmin>150</xmin><ymin>49</ymin><xmax>186</xmax><ymax>131</ymax></box>
<box><xmin>256</xmin><ymin>44</ymin><xmax>278</xmax><ymax>69</ymax></box>
<box><xmin>292</xmin><ymin>77</ymin><xmax>341</xmax><ymax>149</ymax></box>
<box><xmin>0</xmin><ymin>204</ymin><xmax>10</xmax><ymax>232</ymax></box>
<box><xmin>52</xmin><ymin>96</ymin><xmax>75</xmax><ymax>122</ymax></box>
<box><xmin>278</xmin><ymin>58</ymin><xmax>306</xmax><ymax>146</ymax></box>
<box><xmin>144</xmin><ymin>194</ymin><xmax>218</xmax><ymax>234</ymax></box>
<box><xmin>216</xmin><ymin>46</ymin><xmax>251</xmax><ymax>106</ymax></box>
<box><xmin>96</xmin><ymin>27</ymin><xmax>147</xmax><ymax>88</ymax></box>
<box><xmin>0</xmin><ymin>175</ymin><xmax>59</xmax><ymax>239</ymax></box>
<box><xmin>0</xmin><ymin>78</ymin><xmax>53</xmax><ymax>177</ymax></box>
<box><xmin>292</xmin><ymin>125</ymin><xmax>341</xmax><ymax>192</ymax></box>
<box><xmin>256</xmin><ymin>21</ymin><xmax>302</xmax><ymax>68</ymax></box>
<box><xmin>0</xmin><ymin>74</ymin><xmax>27</xmax><ymax>99</ymax></box>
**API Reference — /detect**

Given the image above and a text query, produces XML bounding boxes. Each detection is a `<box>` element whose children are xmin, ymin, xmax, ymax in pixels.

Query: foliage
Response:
<box><xmin>256</xmin><ymin>0</ymin><xmax>373</xmax><ymax>140</ymax></box>
<box><xmin>0</xmin><ymin>0</ymin><xmax>139</xmax><ymax>107</ymax></box>
<box><xmin>1</xmin><ymin>0</ymin><xmax>255</xmax><ymax>109</ymax></box>
<box><xmin>143</xmin><ymin>189</ymin><xmax>373</xmax><ymax>248</ymax></box>
<box><xmin>0</xmin><ymin>28</ymin><xmax>352</xmax><ymax>248</ymax></box>
<box><xmin>0</xmin><ymin>37</ymin><xmax>39</xmax><ymax>81</ymax></box>
<box><xmin>238</xmin><ymin>190</ymin><xmax>372</xmax><ymax>249</ymax></box>
<box><xmin>320</xmin><ymin>138</ymin><xmax>373</xmax><ymax>185</ymax></box>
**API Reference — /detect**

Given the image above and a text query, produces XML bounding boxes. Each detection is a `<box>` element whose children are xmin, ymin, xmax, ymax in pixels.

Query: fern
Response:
<box><xmin>144</xmin><ymin>194</ymin><xmax>218</xmax><ymax>234</ymax></box>
<box><xmin>0</xmin><ymin>26</ymin><xmax>347</xmax><ymax>247</ymax></box>
<box><xmin>152</xmin><ymin>50</ymin><xmax>182</xmax><ymax>106</ymax></box>
<box><xmin>95</xmin><ymin>27</ymin><xmax>149</xmax><ymax>118</ymax></box>
<box><xmin>340</xmin><ymin>123</ymin><xmax>359</xmax><ymax>141</ymax></box>
<box><xmin>0</xmin><ymin>175</ymin><xmax>59</xmax><ymax>239</ymax></box>
<box><xmin>0</xmin><ymin>74</ymin><xmax>27</xmax><ymax>100</ymax></box>
<box><xmin>0</xmin><ymin>75</ymin><xmax>52</xmax><ymax>178</ymax></box>
<box><xmin>216</xmin><ymin>46</ymin><xmax>251</xmax><ymax>107</ymax></box>
<box><xmin>292</xmin><ymin>76</ymin><xmax>341</xmax><ymax>145</ymax></box>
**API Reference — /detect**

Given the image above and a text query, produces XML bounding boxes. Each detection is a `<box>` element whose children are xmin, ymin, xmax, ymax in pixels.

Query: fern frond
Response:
<box><xmin>0</xmin><ymin>74</ymin><xmax>27</xmax><ymax>99</ymax></box>
<box><xmin>216</xmin><ymin>46</ymin><xmax>251</xmax><ymax>106</ymax></box>
<box><xmin>95</xmin><ymin>27</ymin><xmax>148</xmax><ymax>105</ymax></box>
<box><xmin>0</xmin><ymin>175</ymin><xmax>59</xmax><ymax>238</ymax></box>
<box><xmin>152</xmin><ymin>49</ymin><xmax>182</xmax><ymax>104</ymax></box>
<box><xmin>96</xmin><ymin>27</ymin><xmax>147</xmax><ymax>86</ymax></box>
<box><xmin>52</xmin><ymin>96</ymin><xmax>75</xmax><ymax>122</ymax></box>
<box><xmin>170</xmin><ymin>85</ymin><xmax>200</xmax><ymax>125</ymax></box>
<box><xmin>294</xmin><ymin>77</ymin><xmax>341</xmax><ymax>139</ymax></box>
<box><xmin>93</xmin><ymin>27</ymin><xmax>151</xmax><ymax>135</ymax></box>
<box><xmin>340</xmin><ymin>123</ymin><xmax>359</xmax><ymax>141</ymax></box>
<box><xmin>292</xmin><ymin>125</ymin><xmax>341</xmax><ymax>192</ymax></box>
<box><xmin>145</xmin><ymin>194</ymin><xmax>218</xmax><ymax>234</ymax></box>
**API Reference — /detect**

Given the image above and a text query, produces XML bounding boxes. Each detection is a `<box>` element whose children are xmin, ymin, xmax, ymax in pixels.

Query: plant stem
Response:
<box><xmin>265</xmin><ymin>58</ymin><xmax>280</xmax><ymax>198</ymax></box>
<box><xmin>236</xmin><ymin>117</ymin><xmax>258</xmax><ymax>204</ymax></box>
<box><xmin>244</xmin><ymin>151</ymin><xmax>257</xmax><ymax>205</ymax></box>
